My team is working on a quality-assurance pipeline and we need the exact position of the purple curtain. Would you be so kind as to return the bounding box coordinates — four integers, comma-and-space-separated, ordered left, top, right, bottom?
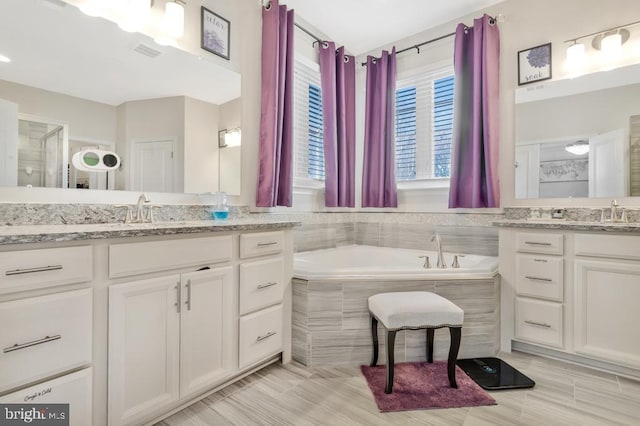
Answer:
448, 14, 500, 208
256, 0, 295, 207
319, 42, 356, 207
362, 48, 398, 208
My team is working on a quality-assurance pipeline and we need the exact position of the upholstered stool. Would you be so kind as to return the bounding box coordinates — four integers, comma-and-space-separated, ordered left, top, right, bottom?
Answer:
368, 291, 464, 394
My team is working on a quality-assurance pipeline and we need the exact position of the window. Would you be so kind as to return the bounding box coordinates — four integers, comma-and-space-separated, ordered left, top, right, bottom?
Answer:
395, 68, 455, 181
294, 58, 325, 181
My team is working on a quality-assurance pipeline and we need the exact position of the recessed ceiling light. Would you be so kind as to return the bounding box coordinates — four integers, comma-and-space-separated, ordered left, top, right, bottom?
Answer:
0, 54, 11, 63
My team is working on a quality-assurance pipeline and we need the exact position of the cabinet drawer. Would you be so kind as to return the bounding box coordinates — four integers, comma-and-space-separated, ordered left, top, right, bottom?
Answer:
240, 231, 284, 259
0, 368, 92, 426
516, 255, 563, 301
240, 258, 285, 315
109, 235, 232, 278
0, 246, 92, 294
0, 288, 92, 393
239, 304, 283, 369
516, 232, 563, 255
516, 297, 563, 348
574, 233, 640, 261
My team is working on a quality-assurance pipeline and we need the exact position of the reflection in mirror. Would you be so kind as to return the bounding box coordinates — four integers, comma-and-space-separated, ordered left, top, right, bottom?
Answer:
0, 0, 241, 195
515, 64, 640, 199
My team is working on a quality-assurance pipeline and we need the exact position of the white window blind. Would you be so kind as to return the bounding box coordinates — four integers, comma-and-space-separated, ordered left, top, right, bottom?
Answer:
395, 67, 455, 181
294, 58, 325, 181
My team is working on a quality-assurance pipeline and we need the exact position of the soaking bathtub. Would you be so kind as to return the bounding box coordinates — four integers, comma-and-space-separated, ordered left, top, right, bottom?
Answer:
292, 245, 500, 367
294, 244, 498, 281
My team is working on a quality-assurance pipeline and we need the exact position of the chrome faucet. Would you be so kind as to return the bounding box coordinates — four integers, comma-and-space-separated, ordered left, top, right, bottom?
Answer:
610, 199, 619, 222
430, 232, 446, 269
134, 193, 151, 223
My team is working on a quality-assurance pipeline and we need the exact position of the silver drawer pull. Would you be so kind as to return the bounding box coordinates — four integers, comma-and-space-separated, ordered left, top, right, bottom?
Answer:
525, 276, 553, 282
524, 320, 552, 328
256, 331, 277, 342
4, 335, 61, 353
524, 242, 552, 246
257, 242, 278, 247
257, 282, 278, 290
5, 265, 63, 276
534, 258, 548, 263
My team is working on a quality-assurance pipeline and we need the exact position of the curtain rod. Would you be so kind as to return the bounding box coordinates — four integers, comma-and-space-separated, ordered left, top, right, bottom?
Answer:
360, 14, 500, 67
294, 23, 322, 44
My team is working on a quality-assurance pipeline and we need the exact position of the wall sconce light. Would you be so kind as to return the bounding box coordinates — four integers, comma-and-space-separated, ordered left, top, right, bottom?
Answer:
117, 0, 152, 33
218, 128, 242, 148
565, 140, 590, 156
564, 20, 639, 73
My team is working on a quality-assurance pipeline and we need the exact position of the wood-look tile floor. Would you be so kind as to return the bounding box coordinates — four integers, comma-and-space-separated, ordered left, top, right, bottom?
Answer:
156, 351, 640, 426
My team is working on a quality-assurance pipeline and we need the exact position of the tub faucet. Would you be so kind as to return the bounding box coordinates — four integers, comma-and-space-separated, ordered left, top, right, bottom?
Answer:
134, 193, 151, 223
430, 232, 446, 269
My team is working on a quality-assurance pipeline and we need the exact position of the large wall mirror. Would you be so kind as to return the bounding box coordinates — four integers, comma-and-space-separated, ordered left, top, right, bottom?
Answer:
515, 63, 640, 199
0, 0, 242, 196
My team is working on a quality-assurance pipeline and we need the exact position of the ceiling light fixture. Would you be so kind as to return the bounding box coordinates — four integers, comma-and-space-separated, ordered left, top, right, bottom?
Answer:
565, 140, 590, 156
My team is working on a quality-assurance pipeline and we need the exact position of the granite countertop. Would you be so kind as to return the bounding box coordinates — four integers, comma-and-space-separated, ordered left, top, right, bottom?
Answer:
0, 219, 300, 245
493, 219, 640, 233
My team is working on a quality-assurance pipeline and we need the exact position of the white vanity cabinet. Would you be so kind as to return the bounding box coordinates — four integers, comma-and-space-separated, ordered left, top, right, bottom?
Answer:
0, 223, 294, 426
107, 236, 236, 426
238, 231, 286, 369
513, 232, 565, 349
573, 234, 640, 369
500, 226, 640, 378
0, 244, 94, 423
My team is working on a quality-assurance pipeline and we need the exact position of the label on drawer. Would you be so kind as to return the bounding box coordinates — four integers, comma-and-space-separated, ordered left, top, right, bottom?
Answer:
0, 368, 92, 426
516, 255, 563, 301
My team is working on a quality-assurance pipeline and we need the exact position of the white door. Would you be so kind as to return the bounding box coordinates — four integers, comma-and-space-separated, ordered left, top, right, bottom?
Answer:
515, 144, 540, 199
574, 259, 640, 368
108, 275, 181, 426
180, 267, 236, 398
588, 129, 625, 197
0, 99, 18, 186
131, 139, 175, 193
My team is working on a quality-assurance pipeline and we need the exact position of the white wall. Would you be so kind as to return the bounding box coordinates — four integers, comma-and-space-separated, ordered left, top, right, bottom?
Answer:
184, 97, 219, 194
0, 79, 117, 143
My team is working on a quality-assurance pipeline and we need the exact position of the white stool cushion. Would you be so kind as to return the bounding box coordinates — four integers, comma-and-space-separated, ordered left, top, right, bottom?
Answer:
368, 291, 464, 330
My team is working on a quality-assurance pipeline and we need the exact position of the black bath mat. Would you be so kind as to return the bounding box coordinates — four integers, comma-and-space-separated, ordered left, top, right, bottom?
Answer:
456, 357, 535, 390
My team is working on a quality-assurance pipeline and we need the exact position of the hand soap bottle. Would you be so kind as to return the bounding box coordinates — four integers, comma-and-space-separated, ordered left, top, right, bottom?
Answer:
212, 191, 229, 220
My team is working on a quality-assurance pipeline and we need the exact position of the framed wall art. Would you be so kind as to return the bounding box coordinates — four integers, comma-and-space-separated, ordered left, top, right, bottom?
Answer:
201, 6, 230, 60
518, 43, 552, 86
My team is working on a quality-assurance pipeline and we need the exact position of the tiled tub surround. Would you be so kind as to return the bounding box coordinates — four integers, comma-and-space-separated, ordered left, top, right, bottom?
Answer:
292, 244, 500, 367
265, 212, 504, 256
292, 276, 500, 367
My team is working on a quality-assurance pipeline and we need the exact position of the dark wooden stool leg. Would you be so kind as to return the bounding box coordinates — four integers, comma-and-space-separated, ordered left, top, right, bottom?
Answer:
370, 314, 379, 366
448, 327, 461, 388
426, 328, 434, 363
384, 330, 397, 394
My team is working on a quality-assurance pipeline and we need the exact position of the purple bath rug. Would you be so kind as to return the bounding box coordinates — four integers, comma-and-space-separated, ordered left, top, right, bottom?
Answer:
361, 361, 497, 412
